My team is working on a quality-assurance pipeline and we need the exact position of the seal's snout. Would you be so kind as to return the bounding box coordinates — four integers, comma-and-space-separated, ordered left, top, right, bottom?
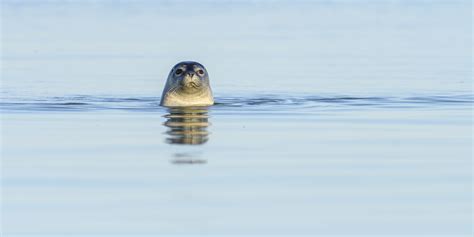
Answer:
182, 73, 200, 88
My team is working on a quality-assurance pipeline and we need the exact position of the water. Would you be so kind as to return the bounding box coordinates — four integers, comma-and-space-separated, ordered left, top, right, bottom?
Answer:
1, 0, 472, 236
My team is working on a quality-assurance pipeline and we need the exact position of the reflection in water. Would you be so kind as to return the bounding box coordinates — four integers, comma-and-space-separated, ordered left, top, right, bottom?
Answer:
171, 152, 207, 165
163, 107, 210, 145
163, 107, 210, 164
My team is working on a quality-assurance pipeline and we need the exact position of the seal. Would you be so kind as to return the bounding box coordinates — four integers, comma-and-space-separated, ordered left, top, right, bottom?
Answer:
160, 61, 214, 107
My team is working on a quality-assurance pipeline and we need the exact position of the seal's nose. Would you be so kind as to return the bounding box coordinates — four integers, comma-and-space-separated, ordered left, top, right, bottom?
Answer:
182, 71, 197, 86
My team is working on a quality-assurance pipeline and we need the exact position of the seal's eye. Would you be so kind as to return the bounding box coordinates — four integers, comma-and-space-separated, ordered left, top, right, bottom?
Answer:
175, 69, 183, 75
197, 69, 205, 76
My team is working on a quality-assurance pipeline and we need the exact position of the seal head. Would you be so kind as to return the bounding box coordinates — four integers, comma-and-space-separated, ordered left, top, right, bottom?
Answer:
160, 61, 214, 107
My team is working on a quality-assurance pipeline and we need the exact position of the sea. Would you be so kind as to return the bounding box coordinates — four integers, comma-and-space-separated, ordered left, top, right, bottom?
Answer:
1, 0, 472, 236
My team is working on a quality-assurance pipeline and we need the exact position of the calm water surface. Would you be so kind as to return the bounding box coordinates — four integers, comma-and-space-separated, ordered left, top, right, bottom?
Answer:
1, 0, 472, 236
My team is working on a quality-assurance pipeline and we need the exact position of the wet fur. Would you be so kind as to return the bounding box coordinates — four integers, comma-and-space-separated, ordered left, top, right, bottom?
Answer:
160, 61, 214, 107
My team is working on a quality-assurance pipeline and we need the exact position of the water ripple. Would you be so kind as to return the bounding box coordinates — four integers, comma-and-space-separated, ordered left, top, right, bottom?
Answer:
0, 94, 472, 112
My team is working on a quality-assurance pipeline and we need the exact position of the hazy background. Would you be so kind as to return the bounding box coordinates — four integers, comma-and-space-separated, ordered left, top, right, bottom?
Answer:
1, 0, 472, 236
2, 0, 471, 97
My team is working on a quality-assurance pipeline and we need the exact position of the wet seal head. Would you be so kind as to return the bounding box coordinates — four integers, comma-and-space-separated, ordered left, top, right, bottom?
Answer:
160, 61, 214, 107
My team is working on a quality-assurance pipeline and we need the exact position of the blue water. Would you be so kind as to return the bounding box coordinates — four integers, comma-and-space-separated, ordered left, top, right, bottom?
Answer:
1, 0, 472, 236
1, 94, 472, 112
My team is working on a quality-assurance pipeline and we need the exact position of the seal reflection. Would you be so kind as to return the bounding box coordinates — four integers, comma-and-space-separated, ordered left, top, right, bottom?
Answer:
163, 107, 210, 145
